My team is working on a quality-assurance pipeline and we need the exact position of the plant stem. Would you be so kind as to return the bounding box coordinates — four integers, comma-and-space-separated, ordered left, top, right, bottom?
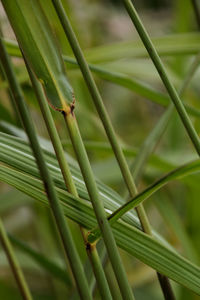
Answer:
191, 0, 200, 29
64, 111, 135, 300
122, 0, 200, 156
0, 26, 21, 126
0, 219, 32, 300
129, 52, 200, 186
26, 64, 112, 300
51, 0, 173, 298
0, 36, 92, 300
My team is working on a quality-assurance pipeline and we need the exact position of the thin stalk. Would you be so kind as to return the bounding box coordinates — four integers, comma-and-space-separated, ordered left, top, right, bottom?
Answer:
85, 243, 109, 298
191, 0, 200, 29
2, 45, 200, 119
122, 0, 200, 156
0, 26, 20, 125
121, 27, 200, 300
72, 241, 108, 298
129, 52, 200, 186
0, 219, 32, 300
51, 0, 149, 234
0, 63, 20, 124
26, 64, 112, 300
51, 0, 173, 298
64, 111, 135, 300
0, 36, 92, 300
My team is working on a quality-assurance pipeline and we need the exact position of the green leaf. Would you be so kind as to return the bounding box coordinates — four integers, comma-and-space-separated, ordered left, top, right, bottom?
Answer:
4, 38, 200, 119
5, 32, 200, 63
1, 0, 73, 111
102, 159, 200, 231
84, 33, 200, 63
1, 132, 200, 294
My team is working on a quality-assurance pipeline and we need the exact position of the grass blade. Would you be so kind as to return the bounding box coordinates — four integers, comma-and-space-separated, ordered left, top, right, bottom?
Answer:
0, 219, 33, 300
122, 0, 200, 156
2, 1, 135, 298
1, 0, 73, 112
3, 38, 200, 120
89, 159, 200, 237
0, 160, 200, 294
51, 0, 174, 297
0, 29, 92, 300
26, 62, 112, 300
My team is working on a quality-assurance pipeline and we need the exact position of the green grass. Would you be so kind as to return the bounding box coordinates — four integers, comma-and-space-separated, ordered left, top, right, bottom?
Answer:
1, 1, 200, 299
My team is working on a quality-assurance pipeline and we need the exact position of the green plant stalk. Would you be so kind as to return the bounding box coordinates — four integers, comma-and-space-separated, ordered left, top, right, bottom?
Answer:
88, 158, 200, 242
0, 62, 20, 125
0, 37, 92, 300
51, 0, 174, 297
191, 0, 200, 29
0, 27, 20, 126
129, 105, 173, 186
26, 64, 112, 300
64, 111, 135, 300
85, 243, 109, 297
129, 52, 200, 186
71, 242, 108, 299
122, 0, 200, 156
51, 0, 148, 237
4, 32, 200, 60
0, 219, 32, 300
2, 146, 200, 294
123, 2, 200, 294
3, 39, 200, 119
122, 35, 200, 300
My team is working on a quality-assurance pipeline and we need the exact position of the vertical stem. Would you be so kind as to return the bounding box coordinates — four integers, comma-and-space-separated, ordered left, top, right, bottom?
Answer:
191, 0, 200, 29
121, 0, 200, 297
26, 63, 112, 300
129, 52, 200, 186
0, 26, 21, 125
0, 36, 92, 300
157, 274, 175, 300
64, 111, 135, 300
0, 62, 20, 125
85, 242, 111, 300
0, 219, 32, 300
122, 0, 200, 156
51, 1, 174, 298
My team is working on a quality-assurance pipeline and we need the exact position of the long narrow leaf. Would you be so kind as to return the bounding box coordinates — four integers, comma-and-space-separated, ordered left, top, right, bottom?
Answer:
1, 0, 73, 111
3, 39, 200, 119
89, 159, 200, 240
0, 158, 200, 294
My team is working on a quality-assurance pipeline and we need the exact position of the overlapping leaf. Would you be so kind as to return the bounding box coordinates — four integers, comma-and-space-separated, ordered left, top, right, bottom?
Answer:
1, 0, 73, 111
3, 38, 200, 119
84, 32, 200, 62
0, 132, 200, 294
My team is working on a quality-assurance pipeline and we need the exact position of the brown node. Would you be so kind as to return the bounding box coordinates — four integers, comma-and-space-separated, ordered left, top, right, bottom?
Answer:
86, 242, 91, 251
61, 110, 66, 117
70, 93, 76, 115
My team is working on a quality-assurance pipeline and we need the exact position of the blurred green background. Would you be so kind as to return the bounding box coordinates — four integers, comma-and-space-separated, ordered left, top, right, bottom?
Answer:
1, 0, 200, 299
